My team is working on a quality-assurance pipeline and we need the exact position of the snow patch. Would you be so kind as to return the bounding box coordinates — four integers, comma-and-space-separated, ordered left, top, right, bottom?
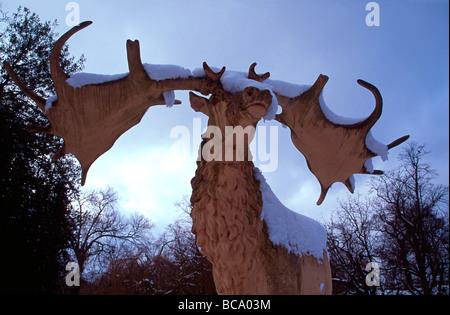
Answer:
45, 95, 58, 112
66, 72, 128, 88
143, 64, 192, 107
220, 70, 278, 120
266, 78, 310, 98
318, 94, 365, 125
348, 175, 356, 191
162, 91, 176, 108
254, 168, 328, 260
192, 67, 310, 121
366, 131, 388, 161
364, 159, 375, 174
143, 63, 192, 81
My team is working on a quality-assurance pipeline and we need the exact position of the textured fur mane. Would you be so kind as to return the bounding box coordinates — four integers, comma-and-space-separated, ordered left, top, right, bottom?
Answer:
190, 160, 267, 294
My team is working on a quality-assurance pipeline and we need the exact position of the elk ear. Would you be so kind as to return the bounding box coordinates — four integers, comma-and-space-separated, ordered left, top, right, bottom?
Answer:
189, 92, 211, 116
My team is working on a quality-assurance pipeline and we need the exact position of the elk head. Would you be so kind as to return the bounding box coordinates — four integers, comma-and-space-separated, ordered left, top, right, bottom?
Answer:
189, 63, 273, 162
190, 63, 273, 129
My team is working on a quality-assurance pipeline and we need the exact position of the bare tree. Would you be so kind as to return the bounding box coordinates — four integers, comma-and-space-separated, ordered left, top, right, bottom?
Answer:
68, 187, 153, 288
325, 194, 382, 295
151, 219, 216, 294
81, 196, 216, 295
326, 143, 448, 295
136, 197, 215, 295
371, 142, 449, 295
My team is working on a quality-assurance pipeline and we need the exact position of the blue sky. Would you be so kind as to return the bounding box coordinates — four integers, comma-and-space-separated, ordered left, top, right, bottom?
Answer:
3, 0, 449, 231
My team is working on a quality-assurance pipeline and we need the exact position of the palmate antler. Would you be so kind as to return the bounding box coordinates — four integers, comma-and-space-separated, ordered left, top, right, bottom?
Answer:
275, 75, 409, 205
3, 21, 211, 184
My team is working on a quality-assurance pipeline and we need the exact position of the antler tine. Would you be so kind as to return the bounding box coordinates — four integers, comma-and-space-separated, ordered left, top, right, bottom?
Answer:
3, 61, 46, 111
387, 135, 410, 150
356, 79, 383, 130
203, 62, 226, 81
248, 62, 270, 82
126, 39, 148, 80
50, 21, 93, 95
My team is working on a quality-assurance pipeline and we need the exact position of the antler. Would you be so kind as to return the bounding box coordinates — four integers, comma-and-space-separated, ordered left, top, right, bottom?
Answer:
248, 62, 270, 82
276, 75, 409, 205
203, 62, 226, 81
3, 21, 211, 185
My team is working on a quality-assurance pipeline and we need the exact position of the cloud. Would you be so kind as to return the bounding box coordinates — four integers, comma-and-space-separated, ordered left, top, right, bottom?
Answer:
84, 144, 197, 231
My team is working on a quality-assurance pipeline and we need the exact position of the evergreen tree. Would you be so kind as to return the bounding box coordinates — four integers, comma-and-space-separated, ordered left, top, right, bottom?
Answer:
0, 6, 84, 294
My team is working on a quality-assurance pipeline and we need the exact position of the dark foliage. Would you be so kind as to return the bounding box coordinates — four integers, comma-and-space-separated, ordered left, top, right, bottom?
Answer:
0, 6, 84, 294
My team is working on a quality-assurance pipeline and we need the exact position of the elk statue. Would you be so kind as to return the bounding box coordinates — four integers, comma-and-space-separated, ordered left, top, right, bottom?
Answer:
4, 21, 409, 294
